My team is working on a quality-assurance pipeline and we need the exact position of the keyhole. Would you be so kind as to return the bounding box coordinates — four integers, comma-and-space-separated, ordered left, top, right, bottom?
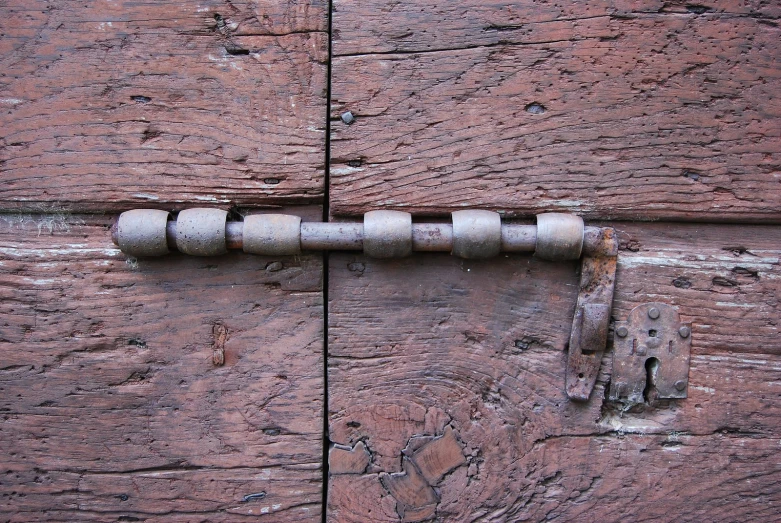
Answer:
643, 357, 660, 403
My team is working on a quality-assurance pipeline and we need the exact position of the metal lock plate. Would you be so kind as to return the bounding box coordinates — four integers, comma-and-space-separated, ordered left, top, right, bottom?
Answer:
609, 302, 692, 403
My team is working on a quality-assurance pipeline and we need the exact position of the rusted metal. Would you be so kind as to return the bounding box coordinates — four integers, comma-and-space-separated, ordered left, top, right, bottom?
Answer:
175, 208, 228, 256
565, 227, 617, 401
535, 213, 584, 261
243, 214, 301, 255
609, 302, 692, 403
582, 226, 617, 257
115, 209, 170, 257
451, 210, 502, 259
363, 210, 413, 258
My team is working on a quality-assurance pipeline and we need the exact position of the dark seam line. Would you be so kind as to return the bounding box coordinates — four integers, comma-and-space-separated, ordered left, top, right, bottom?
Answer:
321, 1, 333, 521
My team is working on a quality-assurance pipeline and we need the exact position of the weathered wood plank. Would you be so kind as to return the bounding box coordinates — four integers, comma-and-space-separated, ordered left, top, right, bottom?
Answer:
0, 0, 327, 211
330, 3, 781, 221
332, 0, 781, 55
327, 222, 781, 521
330, 435, 780, 522
0, 214, 323, 521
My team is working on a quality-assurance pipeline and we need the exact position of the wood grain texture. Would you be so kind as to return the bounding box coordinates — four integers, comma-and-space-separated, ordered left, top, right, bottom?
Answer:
327, 222, 781, 521
0, 214, 323, 521
330, 1, 781, 221
0, 0, 327, 212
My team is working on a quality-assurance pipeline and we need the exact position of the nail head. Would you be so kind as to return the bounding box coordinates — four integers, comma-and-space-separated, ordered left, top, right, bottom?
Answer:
340, 111, 355, 125
616, 326, 629, 338
679, 326, 691, 338
675, 379, 687, 391
648, 307, 660, 319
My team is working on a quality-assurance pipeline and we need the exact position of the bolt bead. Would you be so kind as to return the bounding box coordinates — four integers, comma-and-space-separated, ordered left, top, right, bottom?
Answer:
451, 210, 502, 259
116, 209, 170, 257
176, 208, 228, 256
363, 210, 413, 258
535, 213, 584, 261
243, 214, 301, 256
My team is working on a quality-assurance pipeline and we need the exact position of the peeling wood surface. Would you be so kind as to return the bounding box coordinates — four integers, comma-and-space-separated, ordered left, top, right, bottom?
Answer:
330, 1, 781, 221
0, 0, 327, 212
0, 215, 323, 521
327, 222, 781, 521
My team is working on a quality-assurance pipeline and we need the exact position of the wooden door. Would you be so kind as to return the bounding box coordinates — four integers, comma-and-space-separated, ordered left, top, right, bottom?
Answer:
327, 1, 781, 521
2, 1, 781, 522
1, 1, 327, 520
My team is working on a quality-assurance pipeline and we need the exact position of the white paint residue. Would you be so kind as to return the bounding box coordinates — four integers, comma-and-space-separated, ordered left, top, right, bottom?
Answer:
261, 507, 270, 514
715, 301, 754, 309
330, 166, 364, 176
0, 98, 23, 105
553, 200, 585, 208
272, 504, 282, 510
194, 195, 230, 203
692, 385, 715, 394
600, 413, 667, 434
0, 247, 121, 258
133, 193, 160, 201
256, 469, 272, 480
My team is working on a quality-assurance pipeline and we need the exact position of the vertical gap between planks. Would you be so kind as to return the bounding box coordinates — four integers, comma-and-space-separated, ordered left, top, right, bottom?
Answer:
321, 0, 333, 521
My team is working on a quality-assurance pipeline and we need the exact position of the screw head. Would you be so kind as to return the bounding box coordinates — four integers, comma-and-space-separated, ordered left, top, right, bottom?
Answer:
648, 307, 660, 320
616, 326, 629, 338
678, 326, 691, 338
340, 111, 355, 125
674, 379, 687, 391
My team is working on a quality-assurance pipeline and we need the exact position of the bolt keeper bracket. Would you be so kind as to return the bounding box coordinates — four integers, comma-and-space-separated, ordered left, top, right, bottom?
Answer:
114, 209, 619, 401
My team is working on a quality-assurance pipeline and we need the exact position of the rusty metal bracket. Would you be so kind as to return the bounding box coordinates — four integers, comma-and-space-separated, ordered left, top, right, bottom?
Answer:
565, 228, 618, 401
609, 302, 691, 403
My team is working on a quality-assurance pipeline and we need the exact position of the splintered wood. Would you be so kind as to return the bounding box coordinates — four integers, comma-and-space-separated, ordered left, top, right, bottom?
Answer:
0, 216, 324, 521
327, 223, 781, 521
330, 1, 781, 221
0, 0, 328, 211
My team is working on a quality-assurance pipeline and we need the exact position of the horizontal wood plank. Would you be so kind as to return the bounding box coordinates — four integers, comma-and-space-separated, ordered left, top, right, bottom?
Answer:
327, 222, 781, 521
0, 214, 323, 520
330, 3, 781, 221
0, 0, 327, 211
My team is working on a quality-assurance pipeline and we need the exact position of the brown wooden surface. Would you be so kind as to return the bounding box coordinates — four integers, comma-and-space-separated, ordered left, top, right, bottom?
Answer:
0, 215, 324, 521
327, 222, 781, 521
330, 1, 781, 221
0, 0, 327, 212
